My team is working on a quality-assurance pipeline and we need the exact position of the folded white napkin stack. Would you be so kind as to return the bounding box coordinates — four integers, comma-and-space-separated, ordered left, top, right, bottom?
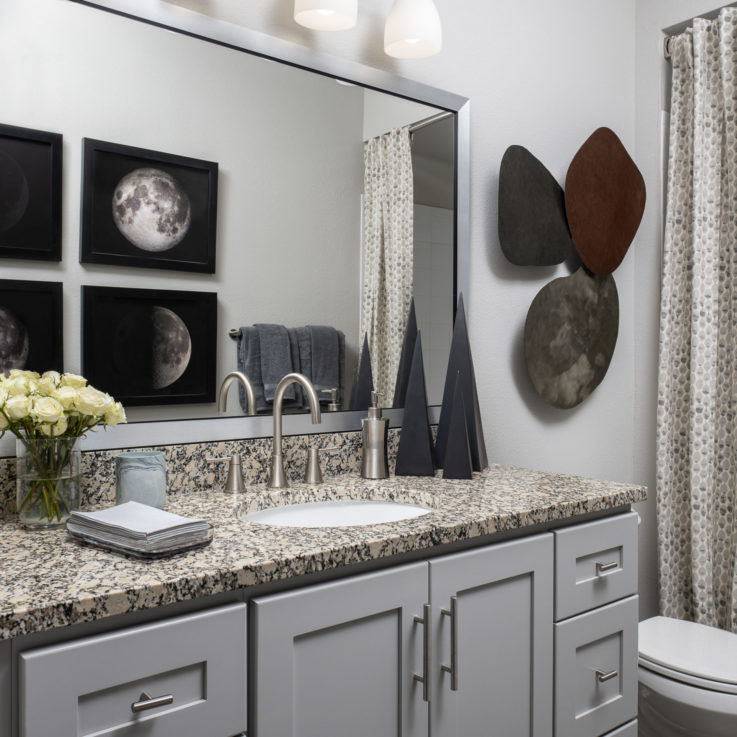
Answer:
68, 501, 210, 553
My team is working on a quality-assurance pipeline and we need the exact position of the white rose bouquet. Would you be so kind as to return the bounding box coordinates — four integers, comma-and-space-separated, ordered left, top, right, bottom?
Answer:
0, 370, 126, 525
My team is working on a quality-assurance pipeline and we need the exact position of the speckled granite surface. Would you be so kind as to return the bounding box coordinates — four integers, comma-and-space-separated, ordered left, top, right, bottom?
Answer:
0, 429, 400, 514
0, 464, 646, 640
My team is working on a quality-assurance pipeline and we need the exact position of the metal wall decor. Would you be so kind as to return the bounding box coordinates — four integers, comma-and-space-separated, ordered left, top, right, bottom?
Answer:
0, 123, 62, 261
80, 139, 218, 273
82, 286, 217, 406
499, 127, 644, 409
0, 279, 63, 375
498, 145, 572, 266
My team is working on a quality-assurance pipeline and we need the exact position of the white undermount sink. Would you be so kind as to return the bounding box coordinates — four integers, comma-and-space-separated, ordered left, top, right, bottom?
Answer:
241, 499, 432, 528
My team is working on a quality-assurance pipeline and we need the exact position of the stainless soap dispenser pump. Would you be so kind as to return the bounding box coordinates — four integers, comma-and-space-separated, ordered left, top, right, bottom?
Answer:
361, 391, 389, 479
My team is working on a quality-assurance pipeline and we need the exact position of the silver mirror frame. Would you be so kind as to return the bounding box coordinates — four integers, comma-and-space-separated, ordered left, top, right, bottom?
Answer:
33, 0, 469, 453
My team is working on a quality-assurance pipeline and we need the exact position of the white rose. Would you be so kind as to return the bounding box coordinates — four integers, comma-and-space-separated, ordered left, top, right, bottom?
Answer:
4, 395, 32, 420
0, 413, 8, 431
37, 371, 61, 395
32, 396, 65, 424
104, 401, 127, 427
0, 387, 7, 406
9, 369, 39, 380
52, 386, 78, 410
5, 376, 29, 396
38, 417, 68, 437
74, 387, 112, 417
60, 373, 87, 389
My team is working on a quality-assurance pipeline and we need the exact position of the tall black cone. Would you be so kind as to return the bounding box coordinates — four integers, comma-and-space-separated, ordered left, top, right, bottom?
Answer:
350, 334, 374, 411
395, 333, 435, 476
436, 294, 488, 471
393, 298, 418, 408
442, 373, 473, 480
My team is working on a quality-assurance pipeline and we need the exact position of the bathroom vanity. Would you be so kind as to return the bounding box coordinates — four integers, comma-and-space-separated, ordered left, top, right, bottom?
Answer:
0, 466, 645, 737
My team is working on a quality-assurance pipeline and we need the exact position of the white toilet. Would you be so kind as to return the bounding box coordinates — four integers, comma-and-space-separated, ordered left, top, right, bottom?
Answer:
638, 616, 737, 736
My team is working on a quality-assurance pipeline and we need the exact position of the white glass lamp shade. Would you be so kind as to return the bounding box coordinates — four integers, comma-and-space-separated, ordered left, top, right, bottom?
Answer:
294, 0, 357, 31
384, 0, 442, 58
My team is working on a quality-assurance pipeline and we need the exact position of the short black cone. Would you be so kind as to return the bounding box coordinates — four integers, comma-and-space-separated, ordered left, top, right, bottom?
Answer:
393, 299, 418, 408
442, 373, 473, 480
350, 334, 374, 411
347, 368, 359, 412
436, 294, 488, 471
395, 333, 435, 477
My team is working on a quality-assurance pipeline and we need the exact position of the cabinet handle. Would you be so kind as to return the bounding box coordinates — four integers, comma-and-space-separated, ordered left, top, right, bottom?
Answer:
441, 595, 459, 691
131, 691, 174, 713
412, 603, 430, 702
596, 561, 618, 574
595, 668, 618, 682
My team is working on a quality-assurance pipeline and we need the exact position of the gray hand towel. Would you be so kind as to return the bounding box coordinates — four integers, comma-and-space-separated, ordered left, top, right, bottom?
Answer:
287, 327, 304, 409
308, 325, 343, 402
255, 323, 294, 402
236, 327, 270, 413
295, 326, 312, 388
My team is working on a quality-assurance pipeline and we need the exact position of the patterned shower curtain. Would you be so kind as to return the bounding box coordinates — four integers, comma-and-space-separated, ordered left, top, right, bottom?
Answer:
360, 127, 414, 406
657, 7, 737, 632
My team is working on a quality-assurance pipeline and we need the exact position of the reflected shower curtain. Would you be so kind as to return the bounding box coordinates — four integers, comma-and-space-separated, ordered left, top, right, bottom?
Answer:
657, 7, 737, 632
361, 127, 413, 406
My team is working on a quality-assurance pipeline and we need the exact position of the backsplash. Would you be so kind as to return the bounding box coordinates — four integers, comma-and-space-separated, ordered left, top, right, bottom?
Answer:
0, 429, 400, 515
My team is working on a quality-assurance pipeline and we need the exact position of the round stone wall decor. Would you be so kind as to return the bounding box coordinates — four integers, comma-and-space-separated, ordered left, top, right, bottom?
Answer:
498, 145, 572, 266
524, 267, 619, 409
564, 127, 646, 276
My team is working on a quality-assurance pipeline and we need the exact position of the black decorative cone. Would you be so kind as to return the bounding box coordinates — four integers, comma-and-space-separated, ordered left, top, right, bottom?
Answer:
347, 368, 358, 412
393, 298, 418, 408
395, 333, 435, 477
350, 334, 374, 411
442, 373, 473, 480
436, 294, 488, 471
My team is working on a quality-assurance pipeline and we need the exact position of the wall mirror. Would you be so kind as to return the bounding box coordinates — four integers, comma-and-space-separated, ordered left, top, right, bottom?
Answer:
0, 0, 468, 450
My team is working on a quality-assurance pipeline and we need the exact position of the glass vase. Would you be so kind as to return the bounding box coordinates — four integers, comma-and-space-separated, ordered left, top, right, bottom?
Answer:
16, 437, 81, 529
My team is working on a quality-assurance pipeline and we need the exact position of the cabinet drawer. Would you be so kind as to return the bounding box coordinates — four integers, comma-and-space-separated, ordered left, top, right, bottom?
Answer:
555, 511, 637, 620
555, 595, 638, 737
19, 602, 247, 737
602, 720, 637, 737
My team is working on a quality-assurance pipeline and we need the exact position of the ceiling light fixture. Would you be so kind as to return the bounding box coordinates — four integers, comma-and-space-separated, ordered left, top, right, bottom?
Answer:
384, 0, 442, 58
294, 0, 358, 31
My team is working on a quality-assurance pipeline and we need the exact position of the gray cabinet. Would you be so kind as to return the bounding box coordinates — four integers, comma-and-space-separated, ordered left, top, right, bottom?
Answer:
252, 533, 554, 737
252, 562, 429, 737
1, 640, 10, 737
429, 533, 554, 737
18, 603, 247, 737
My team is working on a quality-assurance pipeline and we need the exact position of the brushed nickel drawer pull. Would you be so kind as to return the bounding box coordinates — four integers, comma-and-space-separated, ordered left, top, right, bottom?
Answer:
596, 561, 618, 574
595, 668, 618, 682
412, 603, 430, 702
441, 595, 459, 691
131, 691, 174, 713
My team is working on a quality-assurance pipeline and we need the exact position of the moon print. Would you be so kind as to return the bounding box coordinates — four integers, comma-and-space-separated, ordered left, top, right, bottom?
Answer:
112, 168, 191, 252
0, 306, 30, 374
0, 151, 30, 232
152, 306, 191, 389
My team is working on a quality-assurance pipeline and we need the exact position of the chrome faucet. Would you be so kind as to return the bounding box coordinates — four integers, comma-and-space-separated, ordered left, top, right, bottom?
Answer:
268, 372, 321, 489
218, 371, 257, 416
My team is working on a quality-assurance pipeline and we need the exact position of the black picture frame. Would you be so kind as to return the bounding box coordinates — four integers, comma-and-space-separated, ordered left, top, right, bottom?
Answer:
80, 138, 218, 273
82, 286, 217, 406
0, 279, 63, 375
0, 124, 62, 261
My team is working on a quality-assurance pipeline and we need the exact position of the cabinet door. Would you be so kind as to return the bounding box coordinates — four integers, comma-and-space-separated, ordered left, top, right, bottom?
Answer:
0, 640, 9, 737
252, 562, 428, 737
430, 533, 554, 737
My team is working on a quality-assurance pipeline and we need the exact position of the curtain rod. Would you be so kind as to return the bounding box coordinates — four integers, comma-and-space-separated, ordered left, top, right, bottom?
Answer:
363, 110, 453, 143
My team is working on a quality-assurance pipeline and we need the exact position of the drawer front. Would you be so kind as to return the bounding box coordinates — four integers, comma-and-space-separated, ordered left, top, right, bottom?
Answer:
19, 602, 247, 737
555, 596, 638, 737
602, 720, 637, 737
555, 511, 638, 620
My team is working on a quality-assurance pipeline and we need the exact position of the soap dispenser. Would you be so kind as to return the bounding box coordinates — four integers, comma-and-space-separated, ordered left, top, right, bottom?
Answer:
361, 391, 389, 479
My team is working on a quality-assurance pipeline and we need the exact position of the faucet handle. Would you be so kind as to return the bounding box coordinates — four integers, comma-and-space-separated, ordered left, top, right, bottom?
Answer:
303, 446, 339, 485
207, 454, 244, 492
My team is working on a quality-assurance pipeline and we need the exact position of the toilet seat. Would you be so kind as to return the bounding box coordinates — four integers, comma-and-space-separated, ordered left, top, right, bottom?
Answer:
639, 616, 737, 695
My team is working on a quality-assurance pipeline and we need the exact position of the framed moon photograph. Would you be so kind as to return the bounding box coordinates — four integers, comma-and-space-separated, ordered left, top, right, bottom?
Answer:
81, 286, 217, 406
0, 280, 63, 375
0, 123, 62, 261
80, 139, 218, 273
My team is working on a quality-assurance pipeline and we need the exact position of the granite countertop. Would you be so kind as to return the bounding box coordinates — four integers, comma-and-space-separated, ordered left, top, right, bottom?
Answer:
0, 465, 646, 640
